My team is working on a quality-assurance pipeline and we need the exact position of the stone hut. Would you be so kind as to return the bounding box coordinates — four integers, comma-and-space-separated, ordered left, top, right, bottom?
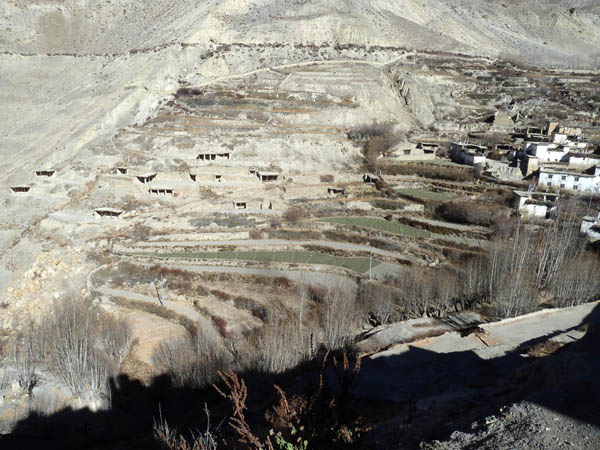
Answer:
94, 207, 123, 218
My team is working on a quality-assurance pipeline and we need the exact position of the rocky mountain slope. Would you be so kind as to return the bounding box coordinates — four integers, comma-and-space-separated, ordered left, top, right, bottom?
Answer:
0, 2, 599, 444
2, 0, 600, 63
1, 0, 599, 185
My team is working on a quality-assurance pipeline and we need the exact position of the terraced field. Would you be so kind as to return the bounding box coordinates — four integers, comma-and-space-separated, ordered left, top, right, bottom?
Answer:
395, 188, 457, 202
318, 216, 488, 248
130, 250, 379, 273
318, 216, 431, 238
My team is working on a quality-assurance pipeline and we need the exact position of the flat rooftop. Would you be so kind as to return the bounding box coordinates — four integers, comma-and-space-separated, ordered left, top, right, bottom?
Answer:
514, 190, 560, 198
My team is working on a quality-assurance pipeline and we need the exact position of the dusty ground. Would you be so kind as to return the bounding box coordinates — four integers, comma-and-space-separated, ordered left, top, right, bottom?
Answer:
425, 401, 600, 450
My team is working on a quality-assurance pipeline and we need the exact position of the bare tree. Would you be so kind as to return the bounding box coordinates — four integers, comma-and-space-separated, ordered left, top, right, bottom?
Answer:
321, 283, 359, 350
153, 318, 231, 388
359, 281, 396, 326
243, 318, 311, 374
43, 295, 132, 400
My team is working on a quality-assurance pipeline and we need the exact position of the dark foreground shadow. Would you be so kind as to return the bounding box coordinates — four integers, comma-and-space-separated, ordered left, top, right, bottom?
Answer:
3, 304, 600, 449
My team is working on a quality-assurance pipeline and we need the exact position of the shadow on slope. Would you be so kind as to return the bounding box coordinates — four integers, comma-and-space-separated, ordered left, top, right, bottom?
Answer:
3, 304, 599, 449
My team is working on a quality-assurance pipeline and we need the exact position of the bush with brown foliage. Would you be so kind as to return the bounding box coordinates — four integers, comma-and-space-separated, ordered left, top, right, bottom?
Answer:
212, 316, 229, 338
283, 206, 308, 223
380, 162, 475, 181
248, 228, 263, 239
210, 289, 231, 301
264, 352, 367, 450
240, 313, 312, 374
435, 200, 510, 227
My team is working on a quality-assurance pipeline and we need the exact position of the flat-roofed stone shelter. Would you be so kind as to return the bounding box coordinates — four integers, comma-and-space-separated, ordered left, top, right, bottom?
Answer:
197, 151, 230, 161
149, 186, 175, 195
10, 185, 31, 193
94, 207, 123, 218
256, 171, 279, 182
35, 170, 55, 177
136, 173, 157, 184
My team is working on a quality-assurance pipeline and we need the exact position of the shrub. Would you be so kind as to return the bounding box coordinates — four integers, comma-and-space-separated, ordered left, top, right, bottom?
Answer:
435, 200, 510, 227
380, 162, 475, 181
130, 223, 152, 241
212, 316, 229, 338
211, 353, 367, 450
154, 403, 219, 450
210, 289, 231, 301
248, 228, 263, 239
152, 318, 231, 388
283, 206, 307, 223
273, 277, 294, 289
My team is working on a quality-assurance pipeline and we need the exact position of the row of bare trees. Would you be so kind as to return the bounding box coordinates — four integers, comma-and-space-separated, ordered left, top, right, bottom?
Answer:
152, 282, 362, 387
11, 296, 132, 405
366, 200, 600, 321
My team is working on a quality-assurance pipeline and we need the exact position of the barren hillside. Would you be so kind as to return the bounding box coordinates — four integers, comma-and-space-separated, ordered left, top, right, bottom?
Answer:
0, 2, 599, 446
1, 0, 599, 183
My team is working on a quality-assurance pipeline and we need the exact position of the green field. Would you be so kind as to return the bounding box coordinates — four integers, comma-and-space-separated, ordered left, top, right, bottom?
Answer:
317, 216, 488, 248
317, 216, 431, 238
396, 188, 457, 202
130, 250, 379, 273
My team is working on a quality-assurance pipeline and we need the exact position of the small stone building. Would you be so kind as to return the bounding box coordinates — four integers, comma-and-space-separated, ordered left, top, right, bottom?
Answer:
136, 173, 157, 184
256, 171, 279, 182
538, 165, 600, 193
149, 186, 175, 196
513, 190, 559, 218
94, 207, 123, 218
197, 151, 231, 161
10, 185, 31, 193
450, 143, 487, 165
327, 187, 345, 195
35, 170, 55, 177
390, 144, 435, 161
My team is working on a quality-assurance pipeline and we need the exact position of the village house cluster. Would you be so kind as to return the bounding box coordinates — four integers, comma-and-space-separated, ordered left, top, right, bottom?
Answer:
448, 120, 599, 196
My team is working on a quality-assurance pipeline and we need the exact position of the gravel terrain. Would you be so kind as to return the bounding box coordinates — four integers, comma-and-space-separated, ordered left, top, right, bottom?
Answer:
426, 401, 600, 450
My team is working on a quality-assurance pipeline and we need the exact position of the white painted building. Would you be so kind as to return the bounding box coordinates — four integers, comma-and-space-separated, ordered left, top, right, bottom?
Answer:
388, 144, 436, 161
513, 190, 559, 218
450, 142, 487, 165
580, 215, 600, 242
522, 141, 570, 163
567, 153, 600, 169
538, 165, 600, 193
